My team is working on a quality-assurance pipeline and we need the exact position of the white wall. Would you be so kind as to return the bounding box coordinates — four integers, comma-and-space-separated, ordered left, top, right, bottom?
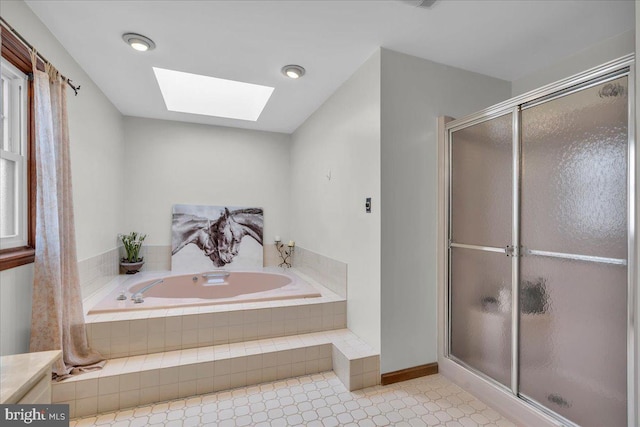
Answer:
290, 51, 381, 351
123, 117, 291, 248
380, 48, 511, 374
69, 85, 125, 261
512, 30, 634, 97
1, 0, 125, 355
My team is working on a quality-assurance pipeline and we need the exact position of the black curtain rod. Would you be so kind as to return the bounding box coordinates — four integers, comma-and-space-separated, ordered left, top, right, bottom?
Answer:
1, 17, 81, 96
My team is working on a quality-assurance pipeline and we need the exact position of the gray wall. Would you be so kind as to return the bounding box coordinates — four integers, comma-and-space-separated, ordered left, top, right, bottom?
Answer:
1, 0, 125, 355
512, 30, 634, 97
380, 48, 511, 374
290, 51, 381, 351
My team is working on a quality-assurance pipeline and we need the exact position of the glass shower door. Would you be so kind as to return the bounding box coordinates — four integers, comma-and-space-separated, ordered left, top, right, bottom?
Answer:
449, 112, 513, 387
519, 76, 628, 427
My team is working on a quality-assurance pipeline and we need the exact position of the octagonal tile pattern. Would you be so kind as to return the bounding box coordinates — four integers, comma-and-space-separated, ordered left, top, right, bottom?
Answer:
70, 372, 516, 427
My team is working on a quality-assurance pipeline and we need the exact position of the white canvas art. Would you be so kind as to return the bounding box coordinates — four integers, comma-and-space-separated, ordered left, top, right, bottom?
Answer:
171, 204, 264, 272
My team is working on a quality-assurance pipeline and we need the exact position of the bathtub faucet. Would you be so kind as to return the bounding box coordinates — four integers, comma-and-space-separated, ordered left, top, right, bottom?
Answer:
131, 279, 164, 304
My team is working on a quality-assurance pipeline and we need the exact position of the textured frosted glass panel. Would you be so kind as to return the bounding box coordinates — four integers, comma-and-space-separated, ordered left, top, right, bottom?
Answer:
451, 113, 512, 247
450, 247, 511, 386
519, 256, 627, 427
521, 77, 628, 259
0, 157, 16, 237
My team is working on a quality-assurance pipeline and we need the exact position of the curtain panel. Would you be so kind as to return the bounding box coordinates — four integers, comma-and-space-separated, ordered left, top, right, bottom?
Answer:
29, 53, 104, 379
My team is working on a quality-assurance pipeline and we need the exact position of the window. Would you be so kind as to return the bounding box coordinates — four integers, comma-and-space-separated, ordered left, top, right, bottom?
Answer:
1, 61, 27, 250
0, 25, 35, 271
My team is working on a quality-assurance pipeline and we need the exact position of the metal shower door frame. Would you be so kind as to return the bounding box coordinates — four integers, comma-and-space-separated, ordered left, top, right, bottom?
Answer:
443, 54, 636, 427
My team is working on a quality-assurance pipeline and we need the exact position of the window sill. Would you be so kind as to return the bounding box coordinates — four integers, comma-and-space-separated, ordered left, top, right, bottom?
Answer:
0, 247, 35, 271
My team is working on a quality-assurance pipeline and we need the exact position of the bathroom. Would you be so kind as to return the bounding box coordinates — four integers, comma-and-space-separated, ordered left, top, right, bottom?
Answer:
0, 1, 638, 426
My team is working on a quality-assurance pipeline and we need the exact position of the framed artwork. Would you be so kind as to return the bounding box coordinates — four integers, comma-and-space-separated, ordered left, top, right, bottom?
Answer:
171, 204, 263, 272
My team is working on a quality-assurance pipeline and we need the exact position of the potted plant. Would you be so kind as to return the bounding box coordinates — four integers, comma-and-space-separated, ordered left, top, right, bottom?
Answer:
119, 232, 146, 274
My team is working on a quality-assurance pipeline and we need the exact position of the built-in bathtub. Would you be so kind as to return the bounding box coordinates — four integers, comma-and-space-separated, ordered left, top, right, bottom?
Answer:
88, 269, 321, 314
62, 266, 375, 419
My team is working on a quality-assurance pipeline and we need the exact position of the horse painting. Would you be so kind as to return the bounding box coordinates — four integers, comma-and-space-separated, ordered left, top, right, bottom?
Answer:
171, 205, 264, 270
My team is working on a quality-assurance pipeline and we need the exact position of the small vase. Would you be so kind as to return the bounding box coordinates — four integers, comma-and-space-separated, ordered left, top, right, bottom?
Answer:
120, 259, 144, 274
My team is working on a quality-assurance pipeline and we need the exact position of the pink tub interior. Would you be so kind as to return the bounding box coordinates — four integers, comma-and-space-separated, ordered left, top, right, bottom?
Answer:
88, 271, 321, 314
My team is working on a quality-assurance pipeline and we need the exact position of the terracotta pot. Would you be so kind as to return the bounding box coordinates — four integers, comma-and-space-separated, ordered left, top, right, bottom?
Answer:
120, 259, 144, 274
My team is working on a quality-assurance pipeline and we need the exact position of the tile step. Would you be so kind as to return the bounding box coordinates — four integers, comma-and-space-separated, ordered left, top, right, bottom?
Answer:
86, 299, 347, 360
53, 329, 380, 418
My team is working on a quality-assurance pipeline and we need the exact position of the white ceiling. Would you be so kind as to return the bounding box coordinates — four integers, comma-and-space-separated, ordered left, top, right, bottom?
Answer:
26, 0, 634, 134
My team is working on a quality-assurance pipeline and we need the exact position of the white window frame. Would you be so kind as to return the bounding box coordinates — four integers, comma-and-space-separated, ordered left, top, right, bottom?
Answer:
0, 59, 28, 250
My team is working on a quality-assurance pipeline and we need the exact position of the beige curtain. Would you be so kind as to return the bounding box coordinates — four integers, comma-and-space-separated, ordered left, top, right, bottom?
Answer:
29, 52, 104, 380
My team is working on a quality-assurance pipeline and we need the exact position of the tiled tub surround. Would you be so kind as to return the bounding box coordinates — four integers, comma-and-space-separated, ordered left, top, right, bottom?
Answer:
77, 244, 336, 300
293, 247, 347, 298
78, 246, 173, 299
53, 329, 379, 418
78, 248, 120, 299
84, 270, 346, 359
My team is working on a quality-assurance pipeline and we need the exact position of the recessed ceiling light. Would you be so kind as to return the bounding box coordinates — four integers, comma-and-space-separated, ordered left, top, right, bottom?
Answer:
153, 67, 274, 121
122, 33, 156, 52
281, 65, 305, 79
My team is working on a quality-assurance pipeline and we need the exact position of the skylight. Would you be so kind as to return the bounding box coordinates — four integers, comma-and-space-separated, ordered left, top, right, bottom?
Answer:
152, 67, 274, 121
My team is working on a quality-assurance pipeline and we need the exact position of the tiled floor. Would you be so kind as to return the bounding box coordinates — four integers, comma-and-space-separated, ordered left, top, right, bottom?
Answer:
70, 372, 517, 427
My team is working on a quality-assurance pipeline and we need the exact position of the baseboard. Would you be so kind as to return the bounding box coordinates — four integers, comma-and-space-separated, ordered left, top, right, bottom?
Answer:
381, 362, 439, 386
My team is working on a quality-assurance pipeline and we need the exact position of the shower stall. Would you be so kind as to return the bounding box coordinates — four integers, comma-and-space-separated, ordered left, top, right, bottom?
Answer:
442, 56, 635, 427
